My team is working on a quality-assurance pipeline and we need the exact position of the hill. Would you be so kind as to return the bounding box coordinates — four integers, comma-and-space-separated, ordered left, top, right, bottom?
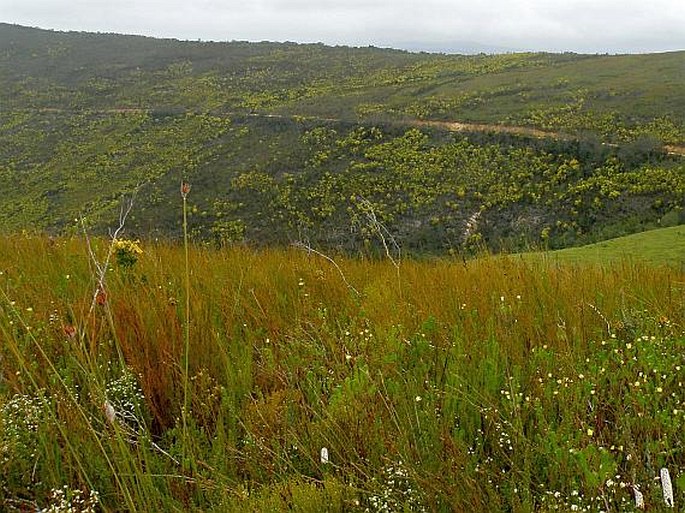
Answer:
1, 24, 684, 253
3, 23, 684, 138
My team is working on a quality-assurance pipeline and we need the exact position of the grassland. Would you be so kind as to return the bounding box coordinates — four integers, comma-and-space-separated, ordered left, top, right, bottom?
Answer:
0, 233, 683, 511
519, 225, 685, 267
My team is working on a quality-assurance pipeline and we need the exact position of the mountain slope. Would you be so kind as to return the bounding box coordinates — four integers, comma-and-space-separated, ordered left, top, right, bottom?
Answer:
1, 24, 684, 253
2, 23, 684, 141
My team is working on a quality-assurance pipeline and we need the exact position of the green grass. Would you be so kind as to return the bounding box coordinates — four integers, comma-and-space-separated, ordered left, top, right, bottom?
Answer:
522, 225, 685, 267
0, 234, 684, 511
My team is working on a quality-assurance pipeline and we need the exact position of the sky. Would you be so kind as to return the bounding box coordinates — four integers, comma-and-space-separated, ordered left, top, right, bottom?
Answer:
2, 0, 684, 54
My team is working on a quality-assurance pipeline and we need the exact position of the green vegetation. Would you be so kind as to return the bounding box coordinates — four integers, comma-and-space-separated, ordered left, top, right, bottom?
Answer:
1, 112, 683, 254
2, 24, 684, 142
519, 225, 685, 267
0, 234, 684, 511
3, 22, 685, 513
1, 24, 684, 255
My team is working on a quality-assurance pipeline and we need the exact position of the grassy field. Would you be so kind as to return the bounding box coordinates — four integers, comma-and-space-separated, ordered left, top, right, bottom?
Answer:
520, 225, 685, 267
0, 234, 683, 511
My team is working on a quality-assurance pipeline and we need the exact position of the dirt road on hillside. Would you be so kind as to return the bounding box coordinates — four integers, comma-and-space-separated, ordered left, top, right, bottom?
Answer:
413, 119, 685, 157
29, 107, 685, 157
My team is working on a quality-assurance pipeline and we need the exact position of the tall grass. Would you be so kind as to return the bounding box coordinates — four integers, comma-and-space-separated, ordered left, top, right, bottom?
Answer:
0, 234, 683, 511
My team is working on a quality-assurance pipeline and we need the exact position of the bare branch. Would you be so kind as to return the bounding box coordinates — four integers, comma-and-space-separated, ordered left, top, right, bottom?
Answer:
291, 241, 360, 298
356, 196, 401, 269
83, 195, 136, 313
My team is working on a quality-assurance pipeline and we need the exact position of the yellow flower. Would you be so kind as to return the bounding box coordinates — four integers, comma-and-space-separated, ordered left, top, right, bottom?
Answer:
113, 238, 143, 255
113, 239, 143, 269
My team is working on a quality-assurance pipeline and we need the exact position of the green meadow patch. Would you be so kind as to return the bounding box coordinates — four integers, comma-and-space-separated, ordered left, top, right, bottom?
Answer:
521, 225, 685, 267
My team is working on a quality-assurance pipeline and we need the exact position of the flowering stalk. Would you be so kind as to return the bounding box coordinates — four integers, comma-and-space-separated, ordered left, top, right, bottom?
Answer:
181, 180, 191, 468
661, 468, 674, 508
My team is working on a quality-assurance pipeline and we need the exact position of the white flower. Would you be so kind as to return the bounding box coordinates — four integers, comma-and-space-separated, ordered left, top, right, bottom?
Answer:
320, 447, 329, 464
633, 485, 644, 509
103, 401, 116, 425
661, 468, 674, 507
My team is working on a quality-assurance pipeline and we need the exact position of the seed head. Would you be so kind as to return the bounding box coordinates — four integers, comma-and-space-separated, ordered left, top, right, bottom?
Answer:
103, 401, 117, 425
181, 181, 191, 198
96, 287, 107, 306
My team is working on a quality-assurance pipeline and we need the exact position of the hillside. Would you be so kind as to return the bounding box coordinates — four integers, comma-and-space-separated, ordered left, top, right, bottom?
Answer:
518, 224, 685, 267
1, 24, 684, 253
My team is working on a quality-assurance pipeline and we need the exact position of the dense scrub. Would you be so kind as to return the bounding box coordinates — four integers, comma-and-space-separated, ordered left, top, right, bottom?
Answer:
0, 235, 683, 511
1, 24, 685, 255
1, 111, 683, 254
2, 24, 684, 141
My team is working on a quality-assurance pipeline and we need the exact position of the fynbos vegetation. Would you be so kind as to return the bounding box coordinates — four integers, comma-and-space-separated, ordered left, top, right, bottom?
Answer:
1, 24, 684, 254
0, 235, 683, 511
1, 23, 684, 512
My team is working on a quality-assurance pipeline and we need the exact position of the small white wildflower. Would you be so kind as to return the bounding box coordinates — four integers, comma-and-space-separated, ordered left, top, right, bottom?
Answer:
415, 395, 422, 402
320, 447, 329, 464
661, 468, 674, 507
103, 401, 117, 425
633, 485, 644, 509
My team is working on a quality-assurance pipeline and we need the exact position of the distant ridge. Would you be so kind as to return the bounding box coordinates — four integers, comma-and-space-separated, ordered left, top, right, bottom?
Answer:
391, 40, 522, 55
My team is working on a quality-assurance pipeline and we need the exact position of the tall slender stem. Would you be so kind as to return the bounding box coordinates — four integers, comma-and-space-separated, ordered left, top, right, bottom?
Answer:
181, 182, 191, 468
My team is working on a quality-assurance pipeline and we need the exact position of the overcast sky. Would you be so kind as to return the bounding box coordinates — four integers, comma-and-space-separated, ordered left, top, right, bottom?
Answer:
2, 0, 684, 54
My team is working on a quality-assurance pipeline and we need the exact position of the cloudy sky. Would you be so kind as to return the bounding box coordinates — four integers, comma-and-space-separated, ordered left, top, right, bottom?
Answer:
2, 0, 684, 54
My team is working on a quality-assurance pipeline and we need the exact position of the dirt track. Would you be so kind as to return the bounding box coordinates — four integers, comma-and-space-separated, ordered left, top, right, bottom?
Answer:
30, 107, 685, 157
414, 119, 685, 157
